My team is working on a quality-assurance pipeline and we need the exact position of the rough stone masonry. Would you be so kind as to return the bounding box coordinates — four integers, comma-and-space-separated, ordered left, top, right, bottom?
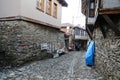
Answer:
93, 21, 120, 80
0, 20, 65, 67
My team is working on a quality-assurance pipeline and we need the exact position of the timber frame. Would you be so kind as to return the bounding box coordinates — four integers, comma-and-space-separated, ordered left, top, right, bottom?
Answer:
102, 15, 120, 35
0, 16, 60, 30
99, 8, 120, 15
86, 26, 93, 40
99, 8, 120, 36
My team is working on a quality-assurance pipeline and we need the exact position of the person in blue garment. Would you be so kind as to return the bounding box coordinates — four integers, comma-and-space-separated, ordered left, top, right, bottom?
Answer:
85, 41, 95, 67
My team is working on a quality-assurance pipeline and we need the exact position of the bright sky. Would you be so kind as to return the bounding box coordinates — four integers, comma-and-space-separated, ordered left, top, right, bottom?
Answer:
61, 0, 86, 28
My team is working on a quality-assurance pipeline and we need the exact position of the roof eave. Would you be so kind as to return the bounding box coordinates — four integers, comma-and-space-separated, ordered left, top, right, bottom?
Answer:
57, 0, 68, 7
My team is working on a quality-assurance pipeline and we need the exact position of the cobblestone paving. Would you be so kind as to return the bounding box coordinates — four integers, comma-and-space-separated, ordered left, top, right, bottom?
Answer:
0, 51, 103, 80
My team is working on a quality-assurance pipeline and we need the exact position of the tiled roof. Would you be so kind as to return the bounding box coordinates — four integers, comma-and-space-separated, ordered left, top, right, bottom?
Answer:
61, 23, 74, 27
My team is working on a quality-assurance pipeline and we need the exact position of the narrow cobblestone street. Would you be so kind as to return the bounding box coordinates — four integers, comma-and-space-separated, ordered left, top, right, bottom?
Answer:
0, 51, 103, 80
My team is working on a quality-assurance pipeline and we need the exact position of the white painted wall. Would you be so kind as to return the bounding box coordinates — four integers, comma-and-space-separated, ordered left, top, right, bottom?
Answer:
0, 0, 21, 17
103, 0, 120, 8
21, 0, 62, 27
0, 0, 62, 27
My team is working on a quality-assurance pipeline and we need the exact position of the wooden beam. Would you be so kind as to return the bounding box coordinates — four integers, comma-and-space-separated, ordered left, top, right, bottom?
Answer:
99, 11, 120, 15
86, 26, 93, 40
99, 8, 120, 11
0, 16, 60, 29
99, 8, 120, 15
102, 15, 120, 35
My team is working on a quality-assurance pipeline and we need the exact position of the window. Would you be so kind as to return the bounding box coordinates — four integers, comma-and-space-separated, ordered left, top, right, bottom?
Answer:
75, 28, 80, 35
89, 9, 95, 17
46, 0, 52, 15
53, 3, 57, 18
89, 1, 95, 17
81, 30, 84, 36
90, 2, 95, 9
37, 0, 44, 11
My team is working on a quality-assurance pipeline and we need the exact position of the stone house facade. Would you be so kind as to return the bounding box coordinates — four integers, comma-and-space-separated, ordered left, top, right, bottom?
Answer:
73, 26, 89, 50
81, 0, 120, 79
0, 0, 68, 66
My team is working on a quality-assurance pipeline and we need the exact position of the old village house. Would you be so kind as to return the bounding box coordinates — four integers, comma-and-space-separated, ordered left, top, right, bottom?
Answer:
0, 0, 68, 66
82, 0, 120, 79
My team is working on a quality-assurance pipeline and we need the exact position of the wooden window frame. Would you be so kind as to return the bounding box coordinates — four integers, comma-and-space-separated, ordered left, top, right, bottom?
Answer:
89, 9, 95, 17
46, 0, 52, 15
53, 2, 58, 18
36, 0, 44, 12
89, 0, 95, 17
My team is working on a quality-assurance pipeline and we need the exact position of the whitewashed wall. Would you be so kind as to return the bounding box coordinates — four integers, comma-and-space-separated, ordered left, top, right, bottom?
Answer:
0, 0, 62, 27
103, 0, 120, 8
0, 0, 21, 17
21, 0, 62, 27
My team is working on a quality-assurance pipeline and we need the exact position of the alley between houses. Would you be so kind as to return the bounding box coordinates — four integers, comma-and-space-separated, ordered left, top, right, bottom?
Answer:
0, 51, 103, 80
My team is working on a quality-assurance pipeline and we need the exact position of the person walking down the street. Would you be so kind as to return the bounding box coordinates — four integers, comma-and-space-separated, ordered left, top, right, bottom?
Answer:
75, 43, 78, 51
75, 43, 81, 51
77, 43, 81, 51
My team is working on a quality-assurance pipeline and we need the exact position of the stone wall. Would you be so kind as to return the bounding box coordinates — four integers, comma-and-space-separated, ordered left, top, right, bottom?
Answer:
0, 20, 65, 66
93, 26, 120, 80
